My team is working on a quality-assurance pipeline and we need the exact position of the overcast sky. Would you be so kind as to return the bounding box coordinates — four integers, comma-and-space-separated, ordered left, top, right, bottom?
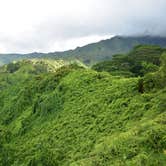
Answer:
0, 0, 165, 53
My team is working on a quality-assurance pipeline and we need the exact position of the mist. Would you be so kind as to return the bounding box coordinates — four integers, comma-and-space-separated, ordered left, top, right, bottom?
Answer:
0, 0, 165, 53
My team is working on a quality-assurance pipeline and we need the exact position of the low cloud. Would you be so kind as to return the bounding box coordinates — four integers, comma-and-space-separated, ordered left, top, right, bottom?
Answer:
0, 0, 166, 53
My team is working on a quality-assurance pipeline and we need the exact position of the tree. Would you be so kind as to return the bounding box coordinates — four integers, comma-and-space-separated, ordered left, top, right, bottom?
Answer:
160, 52, 166, 75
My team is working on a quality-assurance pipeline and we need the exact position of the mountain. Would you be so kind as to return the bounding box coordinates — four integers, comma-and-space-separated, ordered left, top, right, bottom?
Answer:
53, 35, 166, 64
1, 36, 166, 66
0, 50, 166, 165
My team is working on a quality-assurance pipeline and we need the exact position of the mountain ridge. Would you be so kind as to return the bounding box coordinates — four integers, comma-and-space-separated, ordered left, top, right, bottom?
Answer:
1, 35, 166, 66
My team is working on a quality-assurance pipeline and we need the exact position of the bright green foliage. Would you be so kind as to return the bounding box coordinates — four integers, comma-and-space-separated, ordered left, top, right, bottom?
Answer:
142, 52, 166, 91
160, 53, 166, 74
0, 57, 166, 166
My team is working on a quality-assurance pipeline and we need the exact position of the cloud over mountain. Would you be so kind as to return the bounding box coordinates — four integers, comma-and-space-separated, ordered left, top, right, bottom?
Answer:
0, 0, 166, 53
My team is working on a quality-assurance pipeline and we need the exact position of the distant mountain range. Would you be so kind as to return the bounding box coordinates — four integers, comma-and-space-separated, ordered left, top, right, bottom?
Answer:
1, 35, 166, 66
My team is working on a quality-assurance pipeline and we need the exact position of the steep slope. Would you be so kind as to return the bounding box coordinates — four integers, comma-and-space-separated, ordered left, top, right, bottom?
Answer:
1, 36, 166, 66
54, 36, 166, 64
0, 56, 166, 165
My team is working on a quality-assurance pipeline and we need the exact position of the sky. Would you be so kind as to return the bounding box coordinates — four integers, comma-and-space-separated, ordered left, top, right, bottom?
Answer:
0, 0, 166, 53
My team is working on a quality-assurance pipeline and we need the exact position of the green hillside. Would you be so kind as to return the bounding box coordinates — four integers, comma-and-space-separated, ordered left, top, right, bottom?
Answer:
54, 36, 166, 65
92, 45, 166, 77
0, 53, 46, 67
0, 49, 166, 165
1, 36, 166, 66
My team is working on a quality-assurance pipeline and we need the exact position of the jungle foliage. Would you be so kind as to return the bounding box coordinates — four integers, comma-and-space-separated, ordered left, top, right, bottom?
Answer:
92, 45, 166, 77
0, 47, 166, 165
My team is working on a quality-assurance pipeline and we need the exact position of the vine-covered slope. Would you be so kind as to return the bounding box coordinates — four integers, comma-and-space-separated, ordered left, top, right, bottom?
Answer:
0, 53, 166, 165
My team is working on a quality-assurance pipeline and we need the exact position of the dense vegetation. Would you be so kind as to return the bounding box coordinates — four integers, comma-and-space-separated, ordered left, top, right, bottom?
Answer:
0, 45, 166, 165
1, 36, 166, 66
92, 45, 166, 77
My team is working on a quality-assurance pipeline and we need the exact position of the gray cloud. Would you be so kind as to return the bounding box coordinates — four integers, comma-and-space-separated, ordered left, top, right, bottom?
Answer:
0, 0, 166, 53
